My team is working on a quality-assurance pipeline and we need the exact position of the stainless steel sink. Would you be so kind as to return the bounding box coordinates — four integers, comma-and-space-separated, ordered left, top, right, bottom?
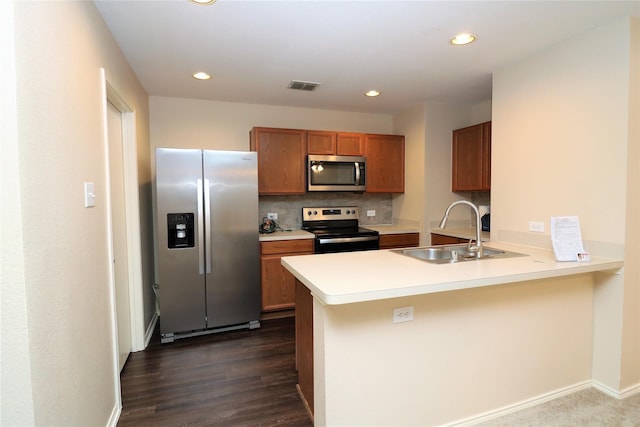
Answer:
392, 244, 527, 264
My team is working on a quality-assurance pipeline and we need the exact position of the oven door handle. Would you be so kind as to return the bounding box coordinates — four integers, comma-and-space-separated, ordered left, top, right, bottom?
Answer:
318, 236, 379, 244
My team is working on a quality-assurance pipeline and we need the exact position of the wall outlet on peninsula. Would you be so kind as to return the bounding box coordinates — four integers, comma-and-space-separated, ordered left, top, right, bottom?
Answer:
393, 306, 414, 323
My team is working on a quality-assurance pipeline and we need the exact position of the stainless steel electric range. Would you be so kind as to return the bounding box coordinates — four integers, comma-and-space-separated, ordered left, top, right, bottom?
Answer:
301, 206, 379, 254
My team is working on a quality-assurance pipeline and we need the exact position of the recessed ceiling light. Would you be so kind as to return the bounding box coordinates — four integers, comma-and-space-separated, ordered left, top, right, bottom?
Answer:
365, 90, 381, 97
450, 33, 477, 45
193, 72, 211, 80
190, 0, 216, 5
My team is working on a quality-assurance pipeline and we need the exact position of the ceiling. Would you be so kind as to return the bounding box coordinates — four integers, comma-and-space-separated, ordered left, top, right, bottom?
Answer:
94, 0, 640, 115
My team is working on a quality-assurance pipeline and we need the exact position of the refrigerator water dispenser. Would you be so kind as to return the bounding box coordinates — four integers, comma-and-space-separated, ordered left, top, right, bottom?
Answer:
167, 213, 194, 248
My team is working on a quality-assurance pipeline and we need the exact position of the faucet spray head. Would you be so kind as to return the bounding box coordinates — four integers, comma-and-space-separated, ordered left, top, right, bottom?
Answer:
439, 215, 449, 228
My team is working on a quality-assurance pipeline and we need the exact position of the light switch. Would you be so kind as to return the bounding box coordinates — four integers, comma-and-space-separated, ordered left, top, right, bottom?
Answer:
84, 182, 96, 208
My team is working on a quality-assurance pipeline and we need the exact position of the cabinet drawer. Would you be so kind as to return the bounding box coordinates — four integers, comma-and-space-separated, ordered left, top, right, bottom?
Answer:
430, 233, 467, 245
379, 233, 419, 249
260, 239, 314, 255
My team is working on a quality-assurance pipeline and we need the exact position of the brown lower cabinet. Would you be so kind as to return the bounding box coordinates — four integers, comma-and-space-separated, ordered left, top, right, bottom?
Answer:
260, 239, 313, 312
295, 279, 314, 418
379, 232, 419, 249
430, 233, 468, 245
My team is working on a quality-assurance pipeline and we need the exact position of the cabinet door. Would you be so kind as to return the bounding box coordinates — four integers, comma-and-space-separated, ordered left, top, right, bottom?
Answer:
452, 121, 491, 192
336, 133, 364, 156
364, 134, 405, 193
308, 130, 336, 155
308, 131, 364, 156
250, 127, 307, 195
260, 239, 314, 312
261, 255, 297, 311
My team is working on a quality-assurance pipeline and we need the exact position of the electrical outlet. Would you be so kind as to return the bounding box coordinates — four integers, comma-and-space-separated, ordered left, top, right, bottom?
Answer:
267, 213, 278, 220
367, 210, 376, 217
393, 306, 414, 323
528, 221, 545, 233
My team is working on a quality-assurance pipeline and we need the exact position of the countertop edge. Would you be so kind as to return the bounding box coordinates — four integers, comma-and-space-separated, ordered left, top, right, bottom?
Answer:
259, 230, 314, 241
365, 225, 420, 235
316, 259, 624, 305
281, 242, 624, 306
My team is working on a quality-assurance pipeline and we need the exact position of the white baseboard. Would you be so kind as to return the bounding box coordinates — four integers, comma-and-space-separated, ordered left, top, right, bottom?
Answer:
143, 312, 159, 349
106, 402, 121, 427
448, 379, 640, 426
594, 380, 640, 399
620, 383, 640, 399
447, 381, 593, 426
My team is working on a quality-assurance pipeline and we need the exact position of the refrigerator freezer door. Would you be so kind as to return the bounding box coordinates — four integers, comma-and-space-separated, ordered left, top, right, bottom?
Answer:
156, 148, 207, 335
204, 150, 260, 328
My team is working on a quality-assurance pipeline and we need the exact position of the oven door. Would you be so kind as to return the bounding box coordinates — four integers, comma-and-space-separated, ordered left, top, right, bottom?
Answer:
308, 155, 366, 192
315, 235, 379, 254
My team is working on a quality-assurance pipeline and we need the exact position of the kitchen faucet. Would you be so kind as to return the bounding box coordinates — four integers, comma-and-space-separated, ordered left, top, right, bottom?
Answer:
438, 200, 483, 257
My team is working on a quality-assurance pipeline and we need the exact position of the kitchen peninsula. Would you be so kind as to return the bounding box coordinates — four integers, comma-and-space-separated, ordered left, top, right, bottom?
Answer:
282, 242, 623, 426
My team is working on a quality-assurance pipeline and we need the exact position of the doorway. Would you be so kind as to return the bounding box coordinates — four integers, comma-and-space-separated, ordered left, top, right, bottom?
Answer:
107, 100, 131, 371
102, 73, 145, 364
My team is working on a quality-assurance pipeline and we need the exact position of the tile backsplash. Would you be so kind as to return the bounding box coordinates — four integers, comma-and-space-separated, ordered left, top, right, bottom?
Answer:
259, 193, 392, 230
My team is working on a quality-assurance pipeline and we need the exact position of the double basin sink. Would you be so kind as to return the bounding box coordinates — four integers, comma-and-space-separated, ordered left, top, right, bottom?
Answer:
392, 244, 527, 264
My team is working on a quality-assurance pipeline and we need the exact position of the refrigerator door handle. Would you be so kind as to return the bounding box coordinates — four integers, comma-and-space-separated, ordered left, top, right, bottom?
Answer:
203, 178, 212, 274
197, 178, 205, 274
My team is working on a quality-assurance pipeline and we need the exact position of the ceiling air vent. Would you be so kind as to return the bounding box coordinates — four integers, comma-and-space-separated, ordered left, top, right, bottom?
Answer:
288, 80, 320, 91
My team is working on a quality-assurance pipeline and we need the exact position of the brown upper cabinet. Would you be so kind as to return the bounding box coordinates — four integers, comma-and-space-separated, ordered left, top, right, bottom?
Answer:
250, 127, 307, 195
452, 121, 491, 192
251, 126, 404, 195
307, 131, 364, 156
365, 134, 405, 193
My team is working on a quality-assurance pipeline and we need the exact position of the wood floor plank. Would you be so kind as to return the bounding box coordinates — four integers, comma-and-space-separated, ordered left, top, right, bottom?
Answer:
118, 317, 313, 427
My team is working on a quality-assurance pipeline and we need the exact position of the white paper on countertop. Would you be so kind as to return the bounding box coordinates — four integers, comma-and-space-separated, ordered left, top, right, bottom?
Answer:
551, 216, 586, 262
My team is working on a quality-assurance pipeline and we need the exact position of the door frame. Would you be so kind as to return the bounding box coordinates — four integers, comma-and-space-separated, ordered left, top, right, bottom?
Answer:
105, 80, 145, 353
100, 69, 145, 362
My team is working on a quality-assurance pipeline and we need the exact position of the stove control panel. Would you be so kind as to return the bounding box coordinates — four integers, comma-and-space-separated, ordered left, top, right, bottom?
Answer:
303, 206, 360, 221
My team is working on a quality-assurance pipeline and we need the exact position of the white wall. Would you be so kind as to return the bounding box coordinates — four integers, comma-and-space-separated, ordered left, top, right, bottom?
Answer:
150, 96, 393, 153
492, 17, 639, 394
392, 106, 427, 242
492, 21, 629, 246
4, 1, 152, 424
1, 1, 34, 424
620, 17, 640, 393
316, 276, 595, 426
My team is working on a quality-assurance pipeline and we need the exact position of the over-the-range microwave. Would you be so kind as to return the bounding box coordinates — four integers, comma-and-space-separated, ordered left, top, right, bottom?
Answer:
307, 154, 366, 192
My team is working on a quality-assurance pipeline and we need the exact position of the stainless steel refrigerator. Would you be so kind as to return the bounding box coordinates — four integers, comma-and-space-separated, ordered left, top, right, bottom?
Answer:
154, 148, 260, 343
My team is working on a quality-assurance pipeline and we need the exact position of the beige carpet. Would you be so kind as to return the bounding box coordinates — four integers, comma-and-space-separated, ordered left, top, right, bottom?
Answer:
475, 388, 640, 426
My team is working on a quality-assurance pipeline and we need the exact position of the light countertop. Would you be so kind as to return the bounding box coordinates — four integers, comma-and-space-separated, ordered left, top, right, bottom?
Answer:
281, 241, 623, 305
365, 224, 420, 234
259, 229, 314, 242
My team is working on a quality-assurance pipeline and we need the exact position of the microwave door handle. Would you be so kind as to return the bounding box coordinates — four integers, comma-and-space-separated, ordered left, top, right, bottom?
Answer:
354, 162, 360, 184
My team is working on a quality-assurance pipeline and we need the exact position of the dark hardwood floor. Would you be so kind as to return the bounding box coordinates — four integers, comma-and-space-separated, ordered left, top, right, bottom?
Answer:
118, 316, 313, 427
